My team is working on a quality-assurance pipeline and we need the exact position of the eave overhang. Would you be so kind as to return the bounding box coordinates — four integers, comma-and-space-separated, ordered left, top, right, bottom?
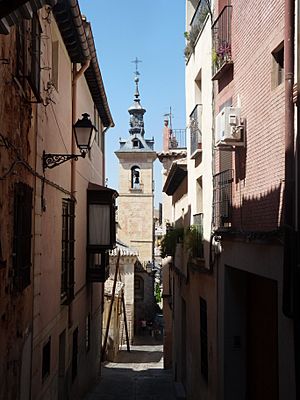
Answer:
0, 0, 57, 33
163, 161, 187, 195
87, 182, 118, 200
53, 0, 114, 128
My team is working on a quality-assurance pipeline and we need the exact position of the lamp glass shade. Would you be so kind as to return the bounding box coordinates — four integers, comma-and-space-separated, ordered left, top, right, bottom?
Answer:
74, 126, 93, 150
89, 204, 110, 246
74, 113, 97, 151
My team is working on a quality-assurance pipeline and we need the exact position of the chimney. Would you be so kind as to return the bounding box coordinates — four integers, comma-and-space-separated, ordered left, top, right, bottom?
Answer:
163, 118, 170, 151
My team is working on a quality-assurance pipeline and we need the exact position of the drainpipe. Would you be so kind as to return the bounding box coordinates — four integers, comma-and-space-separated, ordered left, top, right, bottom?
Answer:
295, 0, 300, 397
283, 0, 295, 317
102, 126, 109, 186
282, 0, 298, 397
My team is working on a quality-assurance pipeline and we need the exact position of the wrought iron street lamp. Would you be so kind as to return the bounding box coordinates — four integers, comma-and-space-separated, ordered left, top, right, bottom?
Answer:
42, 113, 97, 170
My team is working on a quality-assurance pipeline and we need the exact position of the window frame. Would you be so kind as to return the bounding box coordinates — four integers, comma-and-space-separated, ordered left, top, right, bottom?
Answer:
271, 42, 284, 89
61, 199, 75, 305
42, 337, 51, 382
15, 13, 42, 101
13, 182, 33, 291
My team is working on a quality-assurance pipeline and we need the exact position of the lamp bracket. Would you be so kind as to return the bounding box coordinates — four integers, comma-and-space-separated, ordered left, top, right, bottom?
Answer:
43, 150, 86, 171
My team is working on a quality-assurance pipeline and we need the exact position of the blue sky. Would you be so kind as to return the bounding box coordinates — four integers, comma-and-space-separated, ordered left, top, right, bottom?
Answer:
80, 1, 186, 207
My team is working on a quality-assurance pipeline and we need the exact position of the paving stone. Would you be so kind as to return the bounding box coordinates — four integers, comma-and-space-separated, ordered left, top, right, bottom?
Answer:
84, 336, 176, 400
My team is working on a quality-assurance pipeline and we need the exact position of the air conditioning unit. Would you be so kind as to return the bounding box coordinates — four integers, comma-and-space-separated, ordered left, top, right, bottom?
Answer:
215, 107, 244, 147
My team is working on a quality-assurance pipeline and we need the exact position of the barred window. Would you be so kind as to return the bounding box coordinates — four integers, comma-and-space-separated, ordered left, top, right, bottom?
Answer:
61, 199, 75, 304
13, 182, 33, 291
16, 13, 41, 100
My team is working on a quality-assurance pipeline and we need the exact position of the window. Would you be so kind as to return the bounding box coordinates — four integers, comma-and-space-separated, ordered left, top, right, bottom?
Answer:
16, 20, 27, 82
134, 276, 144, 300
51, 40, 59, 90
195, 70, 202, 104
61, 199, 75, 304
13, 182, 33, 291
42, 337, 51, 381
272, 43, 284, 88
72, 328, 78, 382
28, 13, 42, 98
200, 297, 208, 382
133, 139, 139, 148
131, 166, 140, 189
16, 13, 42, 100
85, 314, 91, 352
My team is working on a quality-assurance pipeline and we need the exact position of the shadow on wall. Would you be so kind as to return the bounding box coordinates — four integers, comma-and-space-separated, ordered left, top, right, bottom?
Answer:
232, 183, 283, 231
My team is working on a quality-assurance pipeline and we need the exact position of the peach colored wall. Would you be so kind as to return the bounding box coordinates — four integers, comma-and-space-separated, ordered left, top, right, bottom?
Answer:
31, 8, 105, 400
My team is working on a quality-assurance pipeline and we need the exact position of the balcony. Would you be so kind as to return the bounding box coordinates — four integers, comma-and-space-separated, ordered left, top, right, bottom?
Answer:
212, 169, 233, 229
168, 129, 186, 150
87, 251, 110, 282
212, 6, 233, 80
185, 0, 210, 60
190, 104, 202, 158
190, 213, 204, 258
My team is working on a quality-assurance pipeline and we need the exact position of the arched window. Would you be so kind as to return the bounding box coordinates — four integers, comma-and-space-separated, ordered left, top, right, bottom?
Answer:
131, 166, 140, 189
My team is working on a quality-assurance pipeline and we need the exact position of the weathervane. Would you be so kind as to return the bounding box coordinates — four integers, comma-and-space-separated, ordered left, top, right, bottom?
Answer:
131, 57, 142, 77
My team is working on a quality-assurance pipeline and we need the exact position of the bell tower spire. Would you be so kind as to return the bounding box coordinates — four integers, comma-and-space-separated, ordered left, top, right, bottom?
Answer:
115, 59, 157, 267
128, 57, 146, 137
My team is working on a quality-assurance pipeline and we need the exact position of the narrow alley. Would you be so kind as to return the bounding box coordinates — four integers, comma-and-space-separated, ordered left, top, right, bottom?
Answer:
84, 336, 176, 400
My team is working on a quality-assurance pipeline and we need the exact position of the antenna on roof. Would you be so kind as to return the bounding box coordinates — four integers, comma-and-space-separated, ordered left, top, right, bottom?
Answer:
163, 107, 174, 129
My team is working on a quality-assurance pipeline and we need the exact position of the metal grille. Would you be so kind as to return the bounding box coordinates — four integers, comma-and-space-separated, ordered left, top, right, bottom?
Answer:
190, 104, 202, 155
192, 213, 204, 258
190, 0, 210, 43
168, 129, 186, 149
61, 199, 75, 304
13, 182, 33, 291
212, 169, 233, 229
212, 6, 233, 75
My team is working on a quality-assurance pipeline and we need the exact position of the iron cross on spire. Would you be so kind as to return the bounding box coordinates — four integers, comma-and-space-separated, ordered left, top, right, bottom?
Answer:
131, 57, 142, 76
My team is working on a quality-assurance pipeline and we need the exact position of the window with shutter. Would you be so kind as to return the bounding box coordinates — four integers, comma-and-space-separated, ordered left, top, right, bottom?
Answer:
15, 13, 42, 101
13, 182, 33, 291
61, 199, 75, 304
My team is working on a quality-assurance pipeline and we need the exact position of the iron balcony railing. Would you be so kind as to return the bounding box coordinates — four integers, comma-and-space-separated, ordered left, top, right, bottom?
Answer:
212, 169, 233, 229
189, 104, 202, 156
185, 0, 210, 60
192, 213, 204, 258
168, 129, 186, 149
190, 0, 210, 45
212, 5, 233, 77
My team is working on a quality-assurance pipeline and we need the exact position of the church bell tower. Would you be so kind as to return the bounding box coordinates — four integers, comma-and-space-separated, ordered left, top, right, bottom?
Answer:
115, 62, 157, 266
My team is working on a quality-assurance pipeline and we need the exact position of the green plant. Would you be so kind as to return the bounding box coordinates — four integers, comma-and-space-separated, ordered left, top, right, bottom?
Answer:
160, 227, 184, 258
184, 225, 204, 258
155, 283, 161, 303
212, 48, 218, 65
184, 31, 190, 40
184, 43, 193, 61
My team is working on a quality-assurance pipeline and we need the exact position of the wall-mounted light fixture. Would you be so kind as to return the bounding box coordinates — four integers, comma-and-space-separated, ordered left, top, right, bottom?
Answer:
86, 183, 118, 282
42, 113, 97, 170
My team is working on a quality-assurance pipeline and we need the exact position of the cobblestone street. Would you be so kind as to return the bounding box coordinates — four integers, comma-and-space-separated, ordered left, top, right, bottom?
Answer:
84, 336, 176, 400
